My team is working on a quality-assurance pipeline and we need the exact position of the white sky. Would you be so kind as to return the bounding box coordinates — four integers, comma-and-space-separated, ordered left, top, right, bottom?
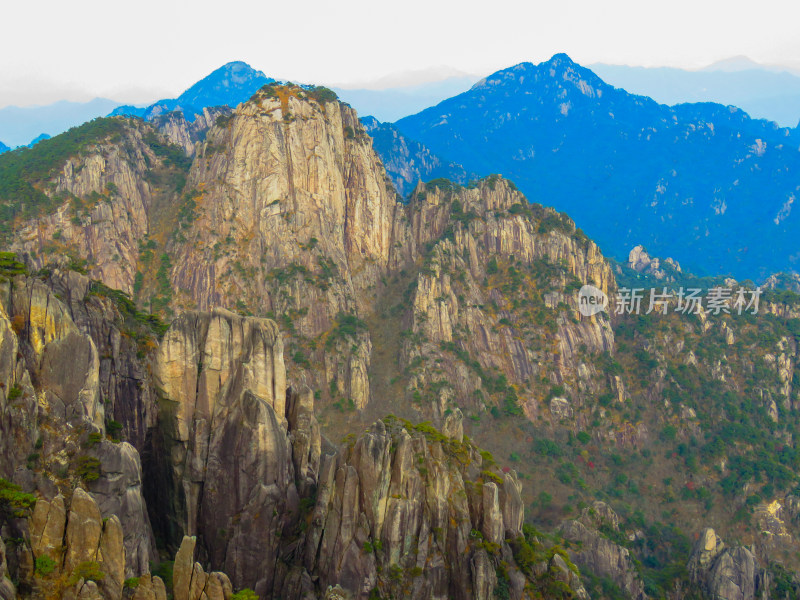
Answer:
2, 0, 800, 107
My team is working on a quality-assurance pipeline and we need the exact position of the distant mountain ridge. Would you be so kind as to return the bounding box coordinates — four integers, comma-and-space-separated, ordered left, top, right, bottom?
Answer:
590, 61, 800, 127
112, 61, 274, 121
392, 53, 800, 280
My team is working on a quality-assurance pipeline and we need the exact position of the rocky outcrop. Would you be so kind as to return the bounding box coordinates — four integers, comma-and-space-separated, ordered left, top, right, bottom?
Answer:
688, 528, 771, 600
38, 269, 160, 450
174, 86, 396, 313
85, 441, 156, 576
27, 488, 126, 600
172, 536, 232, 600
151, 107, 232, 156
165, 85, 400, 411
130, 574, 168, 600
286, 385, 322, 494
627, 245, 681, 281
559, 502, 646, 600
1, 271, 104, 437
305, 417, 530, 600
0, 293, 39, 477
22, 486, 181, 600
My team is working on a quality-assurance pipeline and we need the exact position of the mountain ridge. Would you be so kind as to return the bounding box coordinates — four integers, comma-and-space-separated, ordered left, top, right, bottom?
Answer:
393, 53, 800, 280
590, 61, 800, 126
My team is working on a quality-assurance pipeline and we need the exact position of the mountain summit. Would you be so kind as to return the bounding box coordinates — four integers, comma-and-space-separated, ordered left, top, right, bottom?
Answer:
394, 53, 800, 279
112, 61, 273, 121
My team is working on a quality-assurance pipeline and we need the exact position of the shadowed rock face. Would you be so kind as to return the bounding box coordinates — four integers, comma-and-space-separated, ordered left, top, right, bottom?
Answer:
150, 308, 313, 594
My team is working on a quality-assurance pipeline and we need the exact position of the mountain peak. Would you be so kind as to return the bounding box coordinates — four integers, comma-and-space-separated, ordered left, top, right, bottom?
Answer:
205, 60, 266, 80
471, 53, 606, 99
180, 61, 270, 100
546, 52, 577, 68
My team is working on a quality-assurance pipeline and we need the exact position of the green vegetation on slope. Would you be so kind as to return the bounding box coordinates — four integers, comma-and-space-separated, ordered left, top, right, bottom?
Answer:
0, 118, 127, 230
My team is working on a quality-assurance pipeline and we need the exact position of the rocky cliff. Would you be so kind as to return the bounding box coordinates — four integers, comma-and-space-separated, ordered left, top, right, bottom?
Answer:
164, 84, 400, 411
383, 178, 615, 422
0, 264, 158, 579
1, 264, 581, 600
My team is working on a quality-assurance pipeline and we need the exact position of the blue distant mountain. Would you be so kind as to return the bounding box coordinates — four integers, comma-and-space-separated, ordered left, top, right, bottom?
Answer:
0, 141, 8, 154
0, 97, 121, 148
27, 133, 50, 147
393, 54, 800, 280
590, 62, 800, 128
112, 61, 273, 121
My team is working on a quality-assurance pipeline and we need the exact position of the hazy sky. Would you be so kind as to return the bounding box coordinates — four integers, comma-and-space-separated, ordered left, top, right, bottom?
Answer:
2, 0, 800, 107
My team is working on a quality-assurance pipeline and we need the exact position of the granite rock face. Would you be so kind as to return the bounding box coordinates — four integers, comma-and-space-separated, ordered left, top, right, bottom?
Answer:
2, 88, 621, 428
627, 245, 681, 281
0, 84, 730, 600
151, 106, 232, 156
166, 86, 400, 411
28, 489, 127, 600
171, 536, 233, 600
